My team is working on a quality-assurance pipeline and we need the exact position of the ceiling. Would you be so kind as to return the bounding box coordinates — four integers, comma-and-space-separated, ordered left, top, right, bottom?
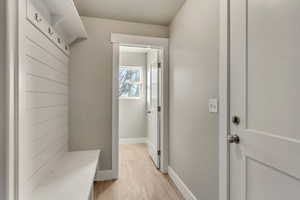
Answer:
73, 0, 186, 26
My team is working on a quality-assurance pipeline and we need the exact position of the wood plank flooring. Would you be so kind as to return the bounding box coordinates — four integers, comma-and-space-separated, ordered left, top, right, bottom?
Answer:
94, 144, 184, 200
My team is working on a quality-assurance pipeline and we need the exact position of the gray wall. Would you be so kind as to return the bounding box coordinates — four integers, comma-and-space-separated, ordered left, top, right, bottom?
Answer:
69, 17, 168, 170
169, 0, 219, 199
119, 52, 147, 139
0, 0, 6, 199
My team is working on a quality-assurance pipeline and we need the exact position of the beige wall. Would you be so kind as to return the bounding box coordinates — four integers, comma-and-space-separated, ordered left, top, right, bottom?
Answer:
69, 17, 168, 170
119, 52, 147, 139
0, 0, 6, 198
169, 0, 219, 199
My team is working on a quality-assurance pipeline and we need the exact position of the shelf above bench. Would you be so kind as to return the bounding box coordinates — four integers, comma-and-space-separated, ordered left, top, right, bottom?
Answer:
39, 0, 88, 44
28, 0, 88, 46
32, 150, 100, 200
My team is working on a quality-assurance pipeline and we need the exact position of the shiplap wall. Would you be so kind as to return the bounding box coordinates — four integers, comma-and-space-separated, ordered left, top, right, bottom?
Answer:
18, 5, 69, 199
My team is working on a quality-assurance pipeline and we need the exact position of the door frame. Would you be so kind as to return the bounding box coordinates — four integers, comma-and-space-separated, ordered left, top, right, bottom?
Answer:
219, 0, 230, 200
6, 0, 19, 199
111, 33, 169, 179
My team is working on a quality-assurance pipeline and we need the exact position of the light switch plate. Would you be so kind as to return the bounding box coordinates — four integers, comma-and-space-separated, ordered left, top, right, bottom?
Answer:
208, 98, 218, 113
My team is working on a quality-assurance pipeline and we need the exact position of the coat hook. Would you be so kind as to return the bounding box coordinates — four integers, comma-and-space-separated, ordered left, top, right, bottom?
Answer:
34, 13, 42, 22
48, 27, 54, 35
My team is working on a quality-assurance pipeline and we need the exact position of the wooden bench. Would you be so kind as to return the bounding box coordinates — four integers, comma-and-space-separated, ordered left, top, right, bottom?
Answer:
32, 150, 100, 200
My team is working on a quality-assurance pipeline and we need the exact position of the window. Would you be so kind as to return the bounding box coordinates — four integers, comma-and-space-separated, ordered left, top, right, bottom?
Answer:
119, 66, 143, 98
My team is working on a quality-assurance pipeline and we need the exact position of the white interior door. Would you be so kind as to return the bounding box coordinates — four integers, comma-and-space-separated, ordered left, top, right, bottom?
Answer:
147, 49, 160, 168
229, 0, 300, 199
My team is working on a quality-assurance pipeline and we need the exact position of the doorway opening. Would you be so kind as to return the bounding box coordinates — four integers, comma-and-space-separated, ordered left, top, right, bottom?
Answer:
111, 33, 169, 179
118, 46, 161, 171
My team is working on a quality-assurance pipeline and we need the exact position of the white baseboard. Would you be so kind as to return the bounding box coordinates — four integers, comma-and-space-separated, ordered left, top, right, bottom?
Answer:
95, 170, 114, 181
119, 137, 147, 144
168, 167, 198, 200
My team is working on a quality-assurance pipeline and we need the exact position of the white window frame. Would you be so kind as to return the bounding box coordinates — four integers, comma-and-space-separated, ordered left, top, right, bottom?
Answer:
119, 66, 143, 99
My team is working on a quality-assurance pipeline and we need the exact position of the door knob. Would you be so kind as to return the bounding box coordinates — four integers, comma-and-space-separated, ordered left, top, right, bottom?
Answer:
147, 111, 151, 114
228, 135, 240, 144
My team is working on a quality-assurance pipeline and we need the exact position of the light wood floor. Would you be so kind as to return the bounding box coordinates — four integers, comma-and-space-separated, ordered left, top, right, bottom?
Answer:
94, 144, 184, 200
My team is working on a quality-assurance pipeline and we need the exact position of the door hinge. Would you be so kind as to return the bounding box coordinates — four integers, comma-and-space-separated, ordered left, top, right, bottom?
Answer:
158, 62, 162, 69
157, 106, 161, 112
157, 150, 161, 156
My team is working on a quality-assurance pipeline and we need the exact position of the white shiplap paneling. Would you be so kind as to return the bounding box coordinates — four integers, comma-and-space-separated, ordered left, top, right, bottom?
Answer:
18, 17, 69, 199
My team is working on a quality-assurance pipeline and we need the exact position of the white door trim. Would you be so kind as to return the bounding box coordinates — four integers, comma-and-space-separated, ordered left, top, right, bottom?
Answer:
6, 0, 19, 199
111, 33, 169, 179
219, 0, 230, 200
111, 33, 169, 48
111, 42, 120, 179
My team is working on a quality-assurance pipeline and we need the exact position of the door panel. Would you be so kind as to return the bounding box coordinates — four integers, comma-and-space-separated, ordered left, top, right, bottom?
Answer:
147, 49, 160, 168
230, 0, 300, 199
247, 0, 300, 139
246, 158, 300, 200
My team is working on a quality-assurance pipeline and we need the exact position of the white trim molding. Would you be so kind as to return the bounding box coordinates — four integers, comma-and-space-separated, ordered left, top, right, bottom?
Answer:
6, 0, 19, 199
95, 170, 114, 181
110, 33, 170, 179
111, 42, 120, 180
119, 137, 147, 144
219, 0, 230, 200
168, 167, 198, 200
111, 33, 169, 48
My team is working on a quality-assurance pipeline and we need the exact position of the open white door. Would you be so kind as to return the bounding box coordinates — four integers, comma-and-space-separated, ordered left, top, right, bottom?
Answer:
229, 0, 300, 199
147, 49, 160, 168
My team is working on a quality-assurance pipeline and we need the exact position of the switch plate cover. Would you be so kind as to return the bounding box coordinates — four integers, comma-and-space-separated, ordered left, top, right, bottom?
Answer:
208, 98, 218, 113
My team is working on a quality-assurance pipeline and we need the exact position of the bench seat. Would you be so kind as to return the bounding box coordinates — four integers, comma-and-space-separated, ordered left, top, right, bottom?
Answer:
32, 150, 100, 200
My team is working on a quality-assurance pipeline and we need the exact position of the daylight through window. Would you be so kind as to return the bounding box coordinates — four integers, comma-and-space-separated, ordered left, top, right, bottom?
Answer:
119, 66, 143, 98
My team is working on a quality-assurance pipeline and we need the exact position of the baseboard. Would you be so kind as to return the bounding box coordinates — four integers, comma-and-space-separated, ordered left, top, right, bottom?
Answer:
94, 170, 114, 181
168, 167, 198, 200
119, 137, 147, 144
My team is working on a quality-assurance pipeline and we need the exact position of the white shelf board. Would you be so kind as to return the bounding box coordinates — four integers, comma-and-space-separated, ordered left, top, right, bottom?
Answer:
39, 0, 88, 44
32, 150, 100, 200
